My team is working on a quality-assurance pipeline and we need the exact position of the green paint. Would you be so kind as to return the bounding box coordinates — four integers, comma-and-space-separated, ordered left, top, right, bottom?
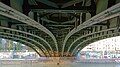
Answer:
10, 0, 23, 12
96, 0, 108, 14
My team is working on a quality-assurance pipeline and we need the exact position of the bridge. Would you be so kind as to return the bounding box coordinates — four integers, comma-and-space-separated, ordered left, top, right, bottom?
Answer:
0, 0, 120, 57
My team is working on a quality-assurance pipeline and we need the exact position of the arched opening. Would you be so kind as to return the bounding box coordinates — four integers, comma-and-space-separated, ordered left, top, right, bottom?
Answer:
77, 36, 120, 62
0, 38, 40, 59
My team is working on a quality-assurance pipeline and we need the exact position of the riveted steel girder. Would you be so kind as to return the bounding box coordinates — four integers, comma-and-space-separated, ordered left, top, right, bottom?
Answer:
62, 2, 120, 56
0, 34, 43, 56
72, 31, 120, 56
0, 2, 58, 54
0, 26, 54, 56
66, 27, 118, 56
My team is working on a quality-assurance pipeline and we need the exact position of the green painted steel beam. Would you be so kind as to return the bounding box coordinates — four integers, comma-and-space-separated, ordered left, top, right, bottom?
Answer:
0, 26, 54, 56
0, 35, 43, 57
0, 2, 58, 54
36, 0, 58, 8
61, 2, 120, 56
72, 31, 120, 56
67, 27, 117, 55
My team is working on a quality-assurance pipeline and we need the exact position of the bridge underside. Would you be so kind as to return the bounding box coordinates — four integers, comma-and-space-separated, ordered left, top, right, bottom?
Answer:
0, 0, 120, 57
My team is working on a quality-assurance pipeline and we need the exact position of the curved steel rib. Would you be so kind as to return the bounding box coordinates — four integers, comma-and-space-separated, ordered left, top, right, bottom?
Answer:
67, 27, 117, 55
72, 31, 120, 55
0, 26, 52, 56
0, 2, 58, 54
0, 35, 43, 57
62, 2, 120, 56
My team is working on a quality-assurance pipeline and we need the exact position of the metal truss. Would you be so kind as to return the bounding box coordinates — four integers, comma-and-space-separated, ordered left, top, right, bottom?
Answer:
0, 26, 54, 57
0, 2, 58, 54
66, 27, 118, 56
72, 31, 120, 56
0, 26, 54, 56
62, 2, 120, 56
0, 34, 43, 57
